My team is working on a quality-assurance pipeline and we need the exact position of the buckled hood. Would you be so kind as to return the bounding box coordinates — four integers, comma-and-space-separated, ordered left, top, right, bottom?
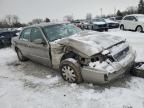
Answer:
56, 31, 125, 57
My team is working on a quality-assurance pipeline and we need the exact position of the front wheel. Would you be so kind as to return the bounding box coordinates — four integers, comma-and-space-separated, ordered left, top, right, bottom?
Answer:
60, 58, 83, 83
120, 25, 125, 30
16, 49, 28, 61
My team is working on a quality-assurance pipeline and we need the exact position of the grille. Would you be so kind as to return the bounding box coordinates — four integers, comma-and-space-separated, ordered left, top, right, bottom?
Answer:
98, 24, 107, 28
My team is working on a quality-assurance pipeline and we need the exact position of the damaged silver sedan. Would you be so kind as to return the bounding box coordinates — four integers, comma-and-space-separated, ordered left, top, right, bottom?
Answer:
12, 22, 136, 84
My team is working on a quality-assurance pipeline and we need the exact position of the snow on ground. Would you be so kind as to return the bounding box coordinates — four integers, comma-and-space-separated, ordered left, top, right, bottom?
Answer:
0, 29, 144, 108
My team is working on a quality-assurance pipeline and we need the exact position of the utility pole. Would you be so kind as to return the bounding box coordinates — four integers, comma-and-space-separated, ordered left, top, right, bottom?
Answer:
114, 7, 116, 16
100, 8, 102, 17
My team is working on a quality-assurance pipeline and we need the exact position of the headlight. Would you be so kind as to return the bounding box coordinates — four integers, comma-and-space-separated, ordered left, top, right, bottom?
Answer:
79, 54, 105, 65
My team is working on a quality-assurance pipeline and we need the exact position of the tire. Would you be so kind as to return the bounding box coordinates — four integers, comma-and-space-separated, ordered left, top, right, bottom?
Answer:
105, 28, 108, 32
120, 25, 124, 30
0, 40, 4, 48
88, 25, 92, 30
16, 49, 28, 61
136, 26, 143, 32
91, 26, 94, 30
59, 58, 83, 83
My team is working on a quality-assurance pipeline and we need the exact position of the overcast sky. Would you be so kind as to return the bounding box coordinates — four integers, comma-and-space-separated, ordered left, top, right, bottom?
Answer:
0, 0, 139, 23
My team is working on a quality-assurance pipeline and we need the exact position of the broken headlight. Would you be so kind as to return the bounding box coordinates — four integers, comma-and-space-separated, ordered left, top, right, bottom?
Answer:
79, 54, 106, 65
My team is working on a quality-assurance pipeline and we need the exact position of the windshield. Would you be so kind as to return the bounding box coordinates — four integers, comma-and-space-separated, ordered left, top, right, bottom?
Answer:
136, 16, 144, 22
42, 23, 82, 42
92, 18, 105, 22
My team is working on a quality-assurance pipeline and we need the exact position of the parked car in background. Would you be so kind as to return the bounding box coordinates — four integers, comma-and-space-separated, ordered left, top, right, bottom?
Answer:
71, 20, 82, 28
12, 22, 136, 84
110, 16, 123, 23
87, 18, 108, 31
0, 30, 18, 47
120, 14, 144, 32
82, 21, 89, 29
104, 18, 119, 29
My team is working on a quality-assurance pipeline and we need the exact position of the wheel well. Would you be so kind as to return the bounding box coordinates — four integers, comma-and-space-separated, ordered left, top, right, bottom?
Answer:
60, 52, 78, 62
135, 25, 143, 30
15, 47, 18, 52
120, 24, 124, 27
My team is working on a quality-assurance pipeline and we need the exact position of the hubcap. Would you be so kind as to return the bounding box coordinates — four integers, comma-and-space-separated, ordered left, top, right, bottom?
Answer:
61, 65, 76, 82
137, 27, 142, 32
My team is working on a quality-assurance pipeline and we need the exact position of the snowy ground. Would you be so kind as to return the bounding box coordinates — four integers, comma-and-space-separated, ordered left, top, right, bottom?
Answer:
0, 29, 144, 108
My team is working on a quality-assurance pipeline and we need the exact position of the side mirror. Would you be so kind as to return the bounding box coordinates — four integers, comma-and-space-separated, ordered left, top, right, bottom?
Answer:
33, 39, 46, 45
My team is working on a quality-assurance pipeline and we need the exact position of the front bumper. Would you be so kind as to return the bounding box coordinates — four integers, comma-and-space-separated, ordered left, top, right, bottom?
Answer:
108, 23, 119, 29
93, 24, 108, 31
81, 48, 136, 84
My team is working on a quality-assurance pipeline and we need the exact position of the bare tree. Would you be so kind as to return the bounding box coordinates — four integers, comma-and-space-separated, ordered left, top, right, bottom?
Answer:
64, 15, 73, 21
5, 15, 12, 26
4, 15, 19, 26
30, 18, 43, 25
12, 15, 19, 24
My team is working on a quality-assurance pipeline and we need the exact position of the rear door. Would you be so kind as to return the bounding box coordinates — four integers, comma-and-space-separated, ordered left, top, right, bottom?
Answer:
127, 16, 137, 30
28, 27, 51, 66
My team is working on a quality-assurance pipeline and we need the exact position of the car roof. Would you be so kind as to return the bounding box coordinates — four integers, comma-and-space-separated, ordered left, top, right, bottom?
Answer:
125, 14, 144, 17
25, 22, 70, 29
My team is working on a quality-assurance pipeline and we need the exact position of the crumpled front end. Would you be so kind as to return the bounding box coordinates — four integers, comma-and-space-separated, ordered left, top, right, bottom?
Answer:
81, 42, 136, 84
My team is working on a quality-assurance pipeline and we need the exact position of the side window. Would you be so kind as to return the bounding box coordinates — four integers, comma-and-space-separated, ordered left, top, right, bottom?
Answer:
124, 16, 130, 20
30, 28, 44, 42
124, 16, 136, 21
131, 16, 137, 21
20, 28, 31, 41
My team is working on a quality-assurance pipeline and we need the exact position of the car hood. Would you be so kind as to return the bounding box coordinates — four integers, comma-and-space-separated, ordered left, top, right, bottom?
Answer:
106, 20, 118, 24
55, 31, 125, 57
92, 21, 106, 25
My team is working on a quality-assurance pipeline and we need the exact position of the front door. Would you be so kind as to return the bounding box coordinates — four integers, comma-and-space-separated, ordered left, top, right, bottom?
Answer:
29, 27, 51, 66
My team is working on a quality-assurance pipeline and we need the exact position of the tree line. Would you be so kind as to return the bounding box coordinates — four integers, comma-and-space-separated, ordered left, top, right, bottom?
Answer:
0, 0, 144, 28
110, 0, 144, 17
65, 0, 144, 21
0, 15, 51, 28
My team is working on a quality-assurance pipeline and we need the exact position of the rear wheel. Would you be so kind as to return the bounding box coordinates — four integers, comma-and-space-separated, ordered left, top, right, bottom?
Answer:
120, 25, 124, 30
60, 58, 83, 83
16, 49, 28, 61
136, 26, 143, 32
0, 40, 4, 48
88, 25, 92, 30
